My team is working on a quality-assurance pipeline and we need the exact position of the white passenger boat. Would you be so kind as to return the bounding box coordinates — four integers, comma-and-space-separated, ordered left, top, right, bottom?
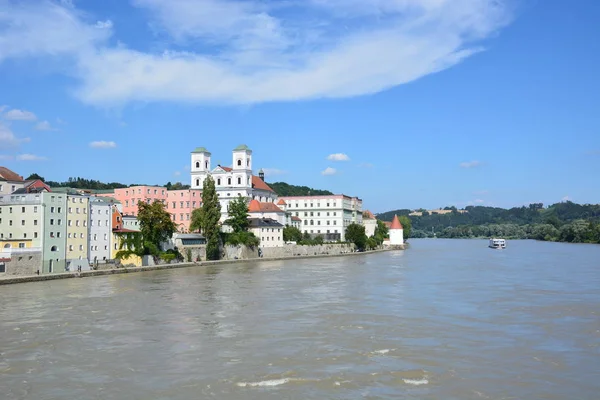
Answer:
489, 238, 506, 249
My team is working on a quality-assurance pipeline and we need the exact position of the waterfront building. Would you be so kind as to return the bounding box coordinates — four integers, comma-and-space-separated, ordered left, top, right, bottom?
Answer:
122, 214, 140, 231
190, 145, 276, 222
97, 187, 202, 233
249, 218, 284, 248
1, 166, 50, 195
388, 215, 404, 246
278, 195, 363, 241
89, 197, 113, 264
165, 189, 202, 232
66, 194, 90, 270
362, 210, 377, 237
247, 199, 287, 226
41, 192, 68, 273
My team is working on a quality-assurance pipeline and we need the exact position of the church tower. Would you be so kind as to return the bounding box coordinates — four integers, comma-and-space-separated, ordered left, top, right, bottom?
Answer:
231, 144, 252, 189
191, 147, 211, 189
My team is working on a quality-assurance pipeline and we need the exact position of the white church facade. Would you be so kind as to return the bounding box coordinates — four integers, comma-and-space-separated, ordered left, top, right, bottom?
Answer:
190, 145, 277, 221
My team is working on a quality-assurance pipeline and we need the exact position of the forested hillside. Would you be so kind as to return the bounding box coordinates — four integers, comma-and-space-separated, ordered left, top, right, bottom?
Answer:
379, 202, 600, 244
268, 182, 333, 196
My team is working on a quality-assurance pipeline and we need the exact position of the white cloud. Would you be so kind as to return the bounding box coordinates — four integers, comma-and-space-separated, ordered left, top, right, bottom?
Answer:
327, 153, 350, 161
459, 160, 482, 168
0, 0, 512, 106
262, 168, 287, 176
173, 171, 181, 177
561, 196, 571, 202
3, 108, 37, 121
0, 123, 30, 149
321, 167, 337, 176
89, 140, 117, 149
16, 154, 47, 161
35, 120, 57, 131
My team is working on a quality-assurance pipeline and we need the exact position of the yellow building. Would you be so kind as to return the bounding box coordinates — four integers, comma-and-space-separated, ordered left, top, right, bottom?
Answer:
112, 229, 143, 267
66, 194, 90, 270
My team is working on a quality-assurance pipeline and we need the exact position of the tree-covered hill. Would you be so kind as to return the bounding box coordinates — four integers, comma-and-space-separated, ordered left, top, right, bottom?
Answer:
379, 202, 600, 244
268, 181, 333, 196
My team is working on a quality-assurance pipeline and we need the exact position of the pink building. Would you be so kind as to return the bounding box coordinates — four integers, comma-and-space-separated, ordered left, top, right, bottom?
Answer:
96, 186, 202, 233
165, 189, 202, 232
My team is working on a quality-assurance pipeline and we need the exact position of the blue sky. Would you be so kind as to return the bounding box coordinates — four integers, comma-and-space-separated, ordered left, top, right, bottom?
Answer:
0, 0, 598, 213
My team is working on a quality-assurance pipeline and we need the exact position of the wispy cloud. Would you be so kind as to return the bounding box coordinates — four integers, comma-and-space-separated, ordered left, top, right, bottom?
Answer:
3, 108, 37, 121
0, 0, 513, 106
321, 167, 337, 176
89, 140, 117, 149
35, 120, 57, 131
327, 153, 350, 161
459, 160, 482, 169
0, 123, 30, 149
262, 168, 287, 176
17, 154, 47, 161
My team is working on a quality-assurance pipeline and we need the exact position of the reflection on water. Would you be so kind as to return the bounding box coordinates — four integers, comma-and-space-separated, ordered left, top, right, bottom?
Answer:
1, 239, 600, 399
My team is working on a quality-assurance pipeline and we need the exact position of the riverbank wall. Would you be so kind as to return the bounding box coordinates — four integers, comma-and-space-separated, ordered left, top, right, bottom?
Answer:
0, 246, 394, 286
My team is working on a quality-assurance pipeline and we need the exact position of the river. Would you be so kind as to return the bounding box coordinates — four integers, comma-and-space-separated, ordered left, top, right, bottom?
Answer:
1, 239, 599, 399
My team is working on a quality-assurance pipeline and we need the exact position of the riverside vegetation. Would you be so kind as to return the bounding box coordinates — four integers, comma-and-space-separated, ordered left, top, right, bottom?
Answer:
379, 202, 600, 244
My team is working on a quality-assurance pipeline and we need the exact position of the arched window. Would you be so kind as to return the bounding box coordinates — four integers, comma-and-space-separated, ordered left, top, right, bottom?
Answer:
237, 177, 241, 185
205, 161, 209, 169
195, 162, 200, 168
237, 159, 242, 166
247, 159, 250, 166
196, 179, 200, 186
217, 178, 221, 185
51, 245, 58, 252
3, 243, 10, 249
228, 177, 232, 185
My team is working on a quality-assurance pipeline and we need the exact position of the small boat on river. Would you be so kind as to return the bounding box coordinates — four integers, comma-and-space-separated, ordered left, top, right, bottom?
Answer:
489, 238, 506, 249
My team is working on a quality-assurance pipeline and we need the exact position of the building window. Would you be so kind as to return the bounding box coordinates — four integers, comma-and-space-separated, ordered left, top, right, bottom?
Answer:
237, 177, 241, 185
196, 161, 200, 168
69, 245, 73, 251
79, 245, 83, 251
50, 219, 54, 225
21, 220, 25, 225
51, 207, 55, 213
205, 161, 209, 169
34, 206, 38, 213
237, 159, 242, 166
310, 220, 314, 225
51, 245, 58, 252
228, 177, 232, 185
196, 179, 200, 186
21, 206, 25, 213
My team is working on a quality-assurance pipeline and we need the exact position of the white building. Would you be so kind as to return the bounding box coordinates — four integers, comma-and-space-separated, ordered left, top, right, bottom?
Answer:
362, 210, 378, 237
278, 195, 363, 241
248, 199, 287, 226
190, 145, 276, 222
388, 215, 404, 246
249, 218, 284, 248
122, 214, 140, 231
89, 197, 113, 264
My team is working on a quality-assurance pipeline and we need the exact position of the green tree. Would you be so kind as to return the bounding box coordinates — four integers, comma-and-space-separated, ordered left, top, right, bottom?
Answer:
283, 226, 303, 242
191, 176, 221, 260
137, 200, 177, 254
398, 215, 412, 240
346, 223, 367, 251
224, 195, 250, 233
373, 219, 389, 245
26, 173, 45, 181
366, 237, 378, 250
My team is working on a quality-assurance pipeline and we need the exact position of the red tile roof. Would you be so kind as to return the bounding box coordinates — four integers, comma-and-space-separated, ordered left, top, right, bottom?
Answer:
248, 199, 284, 213
277, 199, 286, 205
363, 210, 375, 219
220, 166, 232, 172
291, 216, 302, 221
252, 175, 273, 192
0, 166, 23, 182
391, 215, 403, 229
